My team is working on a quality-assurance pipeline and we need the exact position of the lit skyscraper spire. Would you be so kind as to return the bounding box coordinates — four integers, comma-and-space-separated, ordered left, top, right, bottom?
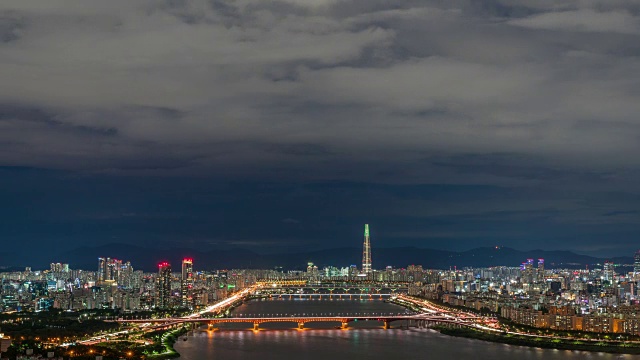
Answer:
362, 224, 372, 274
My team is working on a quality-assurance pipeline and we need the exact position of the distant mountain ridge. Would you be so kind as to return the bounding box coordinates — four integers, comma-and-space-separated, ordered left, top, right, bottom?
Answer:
27, 244, 634, 272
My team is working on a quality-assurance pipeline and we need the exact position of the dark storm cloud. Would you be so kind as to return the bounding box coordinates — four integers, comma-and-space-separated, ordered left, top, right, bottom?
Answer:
2, 0, 640, 173
0, 104, 118, 137
0, 13, 24, 43
2, 0, 640, 262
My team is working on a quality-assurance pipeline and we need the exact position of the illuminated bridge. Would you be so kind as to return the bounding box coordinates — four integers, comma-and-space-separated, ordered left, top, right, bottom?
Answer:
115, 313, 481, 330
256, 285, 408, 297
258, 293, 396, 299
256, 280, 410, 287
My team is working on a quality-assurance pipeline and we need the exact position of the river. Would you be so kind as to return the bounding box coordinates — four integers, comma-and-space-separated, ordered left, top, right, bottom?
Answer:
174, 298, 637, 359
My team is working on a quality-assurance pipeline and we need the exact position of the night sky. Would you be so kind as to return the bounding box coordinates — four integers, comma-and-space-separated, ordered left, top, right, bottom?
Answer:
2, 0, 640, 265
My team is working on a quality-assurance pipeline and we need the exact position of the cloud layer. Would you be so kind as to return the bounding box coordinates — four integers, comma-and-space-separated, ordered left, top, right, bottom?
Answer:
2, 0, 640, 258
2, 0, 640, 175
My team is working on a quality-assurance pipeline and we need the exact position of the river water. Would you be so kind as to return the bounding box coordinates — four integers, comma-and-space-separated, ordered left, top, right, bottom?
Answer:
174, 298, 637, 359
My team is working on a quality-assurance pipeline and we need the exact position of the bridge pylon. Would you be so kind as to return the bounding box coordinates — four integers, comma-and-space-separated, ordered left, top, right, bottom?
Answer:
253, 322, 260, 331
383, 320, 390, 329
298, 322, 305, 330
341, 321, 348, 329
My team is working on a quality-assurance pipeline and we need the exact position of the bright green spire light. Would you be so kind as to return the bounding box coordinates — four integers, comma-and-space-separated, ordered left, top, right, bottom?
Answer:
364, 224, 369, 237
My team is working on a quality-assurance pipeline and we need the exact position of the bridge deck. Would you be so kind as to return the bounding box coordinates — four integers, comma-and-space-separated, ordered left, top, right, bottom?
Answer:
261, 293, 394, 296
116, 314, 478, 324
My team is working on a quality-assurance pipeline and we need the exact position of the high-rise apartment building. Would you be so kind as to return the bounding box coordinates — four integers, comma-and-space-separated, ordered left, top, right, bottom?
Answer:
157, 262, 172, 309
603, 261, 615, 285
119, 261, 134, 289
522, 258, 535, 284
537, 258, 545, 283
181, 258, 194, 308
97, 257, 122, 285
49, 263, 68, 273
98, 257, 106, 283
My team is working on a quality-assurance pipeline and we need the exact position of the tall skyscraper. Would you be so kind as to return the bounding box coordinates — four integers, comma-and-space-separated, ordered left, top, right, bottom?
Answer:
523, 258, 534, 284
119, 261, 134, 289
181, 258, 194, 308
537, 258, 545, 283
97, 257, 106, 283
157, 262, 172, 309
362, 224, 372, 275
108, 259, 122, 285
603, 260, 615, 285
634, 250, 640, 277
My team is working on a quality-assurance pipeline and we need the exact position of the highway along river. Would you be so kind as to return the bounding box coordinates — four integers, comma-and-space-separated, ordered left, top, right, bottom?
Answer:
174, 298, 634, 359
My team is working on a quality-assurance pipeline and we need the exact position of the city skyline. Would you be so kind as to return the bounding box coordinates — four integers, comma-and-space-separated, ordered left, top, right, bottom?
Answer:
8, 237, 640, 273
12, 233, 640, 274
6, 245, 640, 357
4, 227, 640, 357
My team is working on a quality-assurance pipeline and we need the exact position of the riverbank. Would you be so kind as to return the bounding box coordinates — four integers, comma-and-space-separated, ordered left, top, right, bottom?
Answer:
145, 327, 189, 359
169, 295, 640, 357
145, 295, 253, 358
434, 326, 640, 354
392, 295, 640, 355
174, 322, 628, 360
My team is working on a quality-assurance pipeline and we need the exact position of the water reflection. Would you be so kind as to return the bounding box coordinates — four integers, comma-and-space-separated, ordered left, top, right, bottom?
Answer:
174, 299, 635, 360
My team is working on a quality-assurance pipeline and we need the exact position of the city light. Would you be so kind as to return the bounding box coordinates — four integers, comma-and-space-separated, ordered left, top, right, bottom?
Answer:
4, 229, 640, 358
